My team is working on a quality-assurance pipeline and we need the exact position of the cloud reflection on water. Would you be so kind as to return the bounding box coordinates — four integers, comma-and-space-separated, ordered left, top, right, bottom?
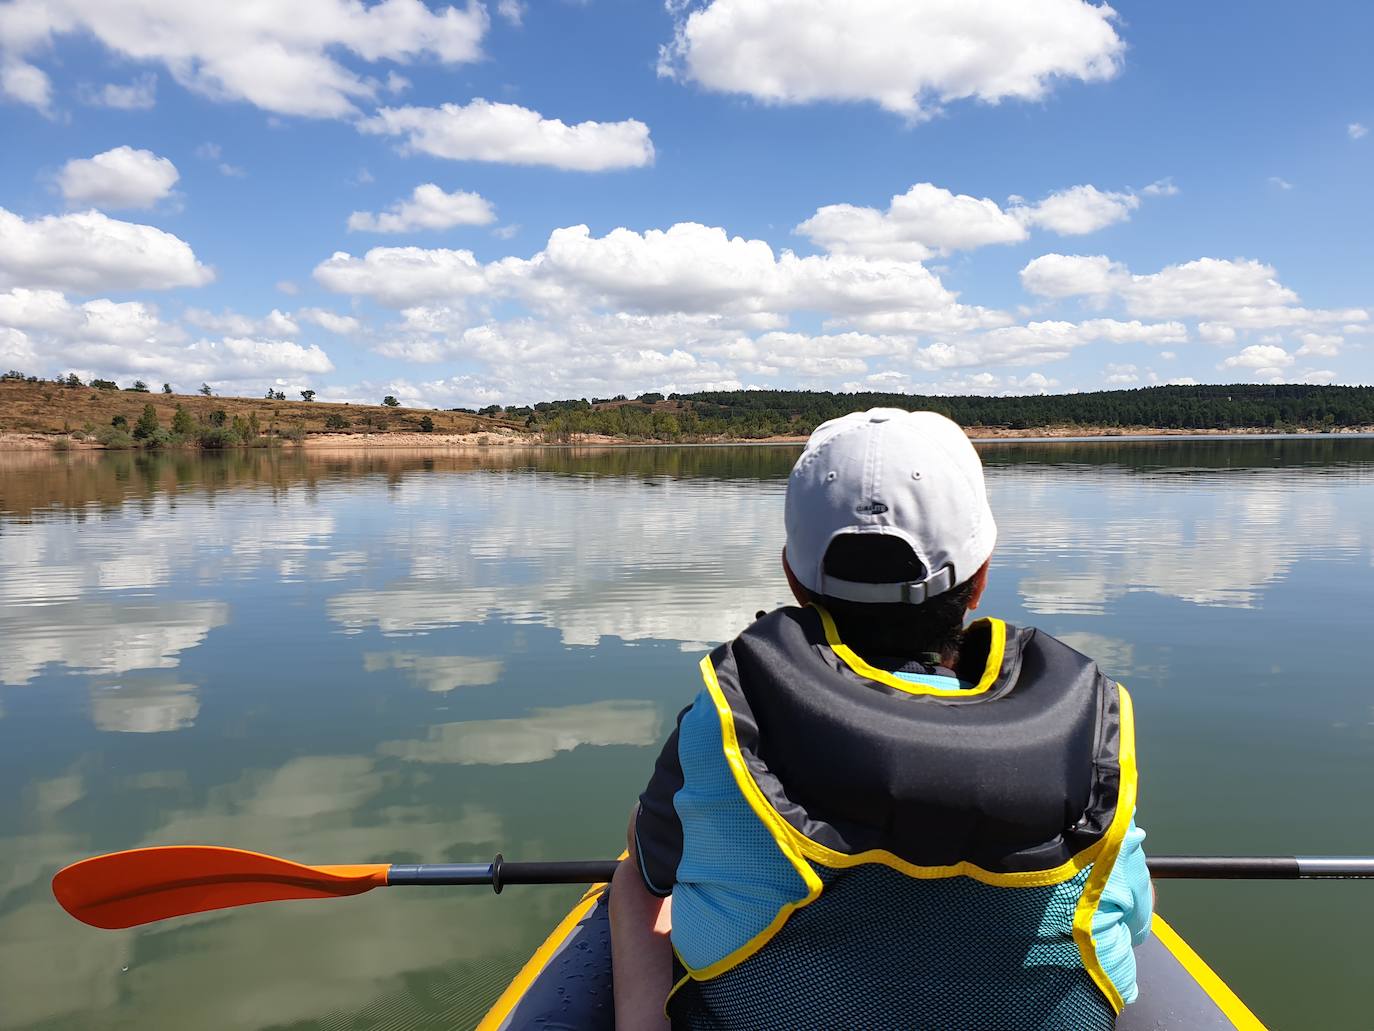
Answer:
0, 599, 229, 687
327, 473, 794, 646
90, 679, 200, 733
0, 757, 514, 1029
2, 445, 1373, 1030
378, 699, 662, 766
989, 466, 1370, 614
363, 651, 505, 692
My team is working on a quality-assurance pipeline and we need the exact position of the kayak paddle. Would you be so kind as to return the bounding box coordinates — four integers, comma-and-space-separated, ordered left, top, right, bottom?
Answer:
52, 846, 619, 929
53, 846, 1374, 930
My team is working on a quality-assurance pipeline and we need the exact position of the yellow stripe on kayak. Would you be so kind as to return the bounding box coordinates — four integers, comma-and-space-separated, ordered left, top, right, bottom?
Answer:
1152, 915, 1269, 1030
476, 854, 625, 1031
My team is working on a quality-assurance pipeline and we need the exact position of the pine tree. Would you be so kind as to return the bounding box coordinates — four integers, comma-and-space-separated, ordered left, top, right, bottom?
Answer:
171, 405, 195, 436
133, 403, 160, 441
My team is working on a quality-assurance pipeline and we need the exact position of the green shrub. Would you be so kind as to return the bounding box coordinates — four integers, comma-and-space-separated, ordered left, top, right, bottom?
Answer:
91, 379, 118, 390
280, 424, 307, 443
111, 414, 129, 430
197, 426, 239, 449
324, 411, 350, 430
51, 437, 73, 452
419, 415, 435, 432
97, 428, 135, 449
142, 427, 177, 450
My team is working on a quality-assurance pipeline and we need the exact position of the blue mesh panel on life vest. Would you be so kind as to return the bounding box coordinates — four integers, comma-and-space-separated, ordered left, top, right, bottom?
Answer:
669, 863, 1116, 1031
670, 690, 814, 973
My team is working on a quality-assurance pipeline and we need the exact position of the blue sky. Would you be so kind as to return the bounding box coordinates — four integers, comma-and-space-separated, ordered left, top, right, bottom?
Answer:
1, 0, 1371, 408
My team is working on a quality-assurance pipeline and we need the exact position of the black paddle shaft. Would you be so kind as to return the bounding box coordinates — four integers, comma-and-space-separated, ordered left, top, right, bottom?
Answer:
386, 855, 1374, 892
387, 855, 621, 891
1147, 856, 1374, 880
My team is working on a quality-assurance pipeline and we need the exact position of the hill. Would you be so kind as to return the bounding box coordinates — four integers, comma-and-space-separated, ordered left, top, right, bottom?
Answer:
4, 380, 1372, 449
506, 384, 1374, 441
0, 380, 520, 443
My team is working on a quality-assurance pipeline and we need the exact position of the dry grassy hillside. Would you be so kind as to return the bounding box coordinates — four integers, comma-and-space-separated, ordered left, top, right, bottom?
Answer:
0, 381, 520, 437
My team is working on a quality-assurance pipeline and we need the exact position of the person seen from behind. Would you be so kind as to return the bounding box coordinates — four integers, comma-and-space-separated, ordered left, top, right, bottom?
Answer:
610, 408, 1153, 1029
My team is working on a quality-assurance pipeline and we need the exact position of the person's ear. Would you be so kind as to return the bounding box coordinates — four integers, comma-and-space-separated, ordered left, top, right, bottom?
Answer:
965, 558, 991, 612
782, 547, 811, 606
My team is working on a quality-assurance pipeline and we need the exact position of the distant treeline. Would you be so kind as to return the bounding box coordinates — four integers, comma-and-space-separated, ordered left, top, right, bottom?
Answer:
462, 385, 1374, 441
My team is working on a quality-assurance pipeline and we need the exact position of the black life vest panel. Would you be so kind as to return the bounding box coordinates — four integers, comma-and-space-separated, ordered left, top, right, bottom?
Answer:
665, 604, 1137, 1030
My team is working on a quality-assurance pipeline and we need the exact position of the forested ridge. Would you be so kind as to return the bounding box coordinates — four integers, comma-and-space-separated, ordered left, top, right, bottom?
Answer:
476, 384, 1374, 441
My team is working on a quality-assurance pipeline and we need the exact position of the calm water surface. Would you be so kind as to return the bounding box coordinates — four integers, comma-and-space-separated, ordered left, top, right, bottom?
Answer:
1, 440, 1372, 1030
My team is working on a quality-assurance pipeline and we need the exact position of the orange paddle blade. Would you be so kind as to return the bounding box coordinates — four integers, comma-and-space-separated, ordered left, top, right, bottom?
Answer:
52, 846, 390, 929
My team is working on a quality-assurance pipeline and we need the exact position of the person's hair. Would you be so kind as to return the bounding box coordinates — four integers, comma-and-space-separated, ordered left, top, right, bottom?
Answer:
812, 534, 976, 660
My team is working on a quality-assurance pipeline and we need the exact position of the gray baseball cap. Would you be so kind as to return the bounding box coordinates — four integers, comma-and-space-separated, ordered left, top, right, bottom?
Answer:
784, 408, 997, 604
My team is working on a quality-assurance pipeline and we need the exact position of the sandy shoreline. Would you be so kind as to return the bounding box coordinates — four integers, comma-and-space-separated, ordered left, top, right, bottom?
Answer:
4, 425, 1373, 452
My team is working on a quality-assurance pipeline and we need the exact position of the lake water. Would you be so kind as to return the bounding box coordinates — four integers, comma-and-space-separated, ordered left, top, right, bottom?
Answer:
2, 439, 1371, 1030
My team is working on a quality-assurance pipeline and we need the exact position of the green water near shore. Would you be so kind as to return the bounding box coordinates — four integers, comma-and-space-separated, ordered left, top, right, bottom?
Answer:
2, 439, 1371, 1029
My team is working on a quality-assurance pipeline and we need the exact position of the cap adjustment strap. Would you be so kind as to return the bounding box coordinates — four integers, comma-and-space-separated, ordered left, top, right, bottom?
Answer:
817, 565, 956, 605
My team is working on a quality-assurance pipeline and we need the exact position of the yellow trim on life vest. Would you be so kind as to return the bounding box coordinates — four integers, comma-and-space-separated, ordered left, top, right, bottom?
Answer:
686, 654, 1134, 988
475, 856, 624, 1030
812, 604, 1005, 698
1152, 915, 1269, 1030
1070, 684, 1138, 1014
699, 652, 1115, 891
664, 969, 694, 1017
673, 656, 825, 982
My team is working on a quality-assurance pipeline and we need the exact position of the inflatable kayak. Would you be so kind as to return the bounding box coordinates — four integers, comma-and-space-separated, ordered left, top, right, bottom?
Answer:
477, 879, 1267, 1030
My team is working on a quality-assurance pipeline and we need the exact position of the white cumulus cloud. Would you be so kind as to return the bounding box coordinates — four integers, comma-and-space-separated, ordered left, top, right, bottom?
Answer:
57, 146, 179, 209
913, 319, 1184, 371
1103, 362, 1139, 385
314, 246, 488, 307
1141, 178, 1179, 197
1021, 253, 1368, 329
187, 336, 335, 378
797, 181, 1146, 260
0, 287, 170, 346
1219, 344, 1294, 381
797, 183, 1026, 260
297, 308, 362, 334
0, 0, 489, 118
348, 183, 495, 233
1197, 322, 1237, 345
1, 58, 51, 111
0, 207, 213, 292
316, 220, 1003, 334
0, 287, 332, 386
81, 72, 158, 110
358, 99, 654, 171
1012, 184, 1139, 235
1349, 123, 1368, 140
1295, 332, 1341, 358
183, 307, 299, 337
659, 0, 1124, 118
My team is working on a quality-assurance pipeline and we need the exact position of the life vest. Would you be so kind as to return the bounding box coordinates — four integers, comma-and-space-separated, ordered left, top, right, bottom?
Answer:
665, 604, 1138, 1031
